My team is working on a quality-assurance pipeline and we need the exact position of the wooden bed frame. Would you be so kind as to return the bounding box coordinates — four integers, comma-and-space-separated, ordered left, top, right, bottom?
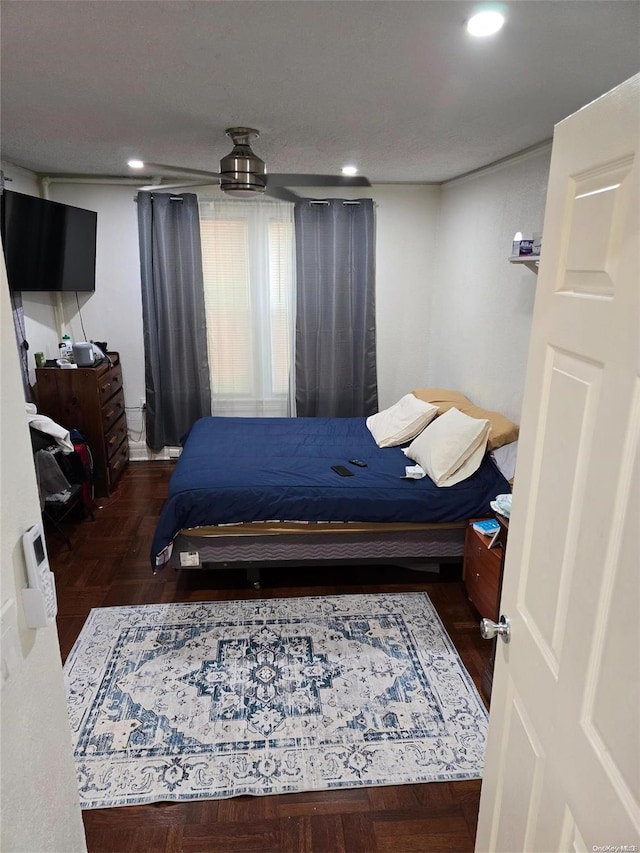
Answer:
162, 520, 467, 587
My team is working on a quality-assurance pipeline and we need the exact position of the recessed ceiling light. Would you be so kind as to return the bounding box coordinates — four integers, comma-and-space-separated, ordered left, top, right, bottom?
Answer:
466, 10, 505, 37
342, 165, 358, 176
127, 159, 145, 169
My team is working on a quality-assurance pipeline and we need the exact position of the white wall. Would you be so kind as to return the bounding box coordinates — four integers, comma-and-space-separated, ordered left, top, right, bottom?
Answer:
374, 185, 441, 406
1, 163, 148, 449
0, 260, 87, 851
3, 153, 545, 439
45, 181, 146, 440
428, 145, 552, 423
2, 169, 441, 453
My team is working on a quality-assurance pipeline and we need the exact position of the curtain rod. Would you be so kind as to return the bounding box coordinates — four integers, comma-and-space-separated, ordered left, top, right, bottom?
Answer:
134, 196, 364, 204
133, 194, 184, 201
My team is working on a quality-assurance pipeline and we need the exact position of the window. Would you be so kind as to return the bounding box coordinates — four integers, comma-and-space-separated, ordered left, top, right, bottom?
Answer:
199, 199, 295, 416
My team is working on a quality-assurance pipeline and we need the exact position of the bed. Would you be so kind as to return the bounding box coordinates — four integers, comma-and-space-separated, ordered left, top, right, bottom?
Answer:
151, 411, 511, 586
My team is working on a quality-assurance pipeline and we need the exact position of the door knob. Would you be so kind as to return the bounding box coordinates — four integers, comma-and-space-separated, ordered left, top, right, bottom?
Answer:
480, 614, 511, 643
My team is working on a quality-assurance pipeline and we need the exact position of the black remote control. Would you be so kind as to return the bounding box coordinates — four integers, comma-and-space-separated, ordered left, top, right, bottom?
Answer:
331, 465, 354, 477
349, 459, 367, 467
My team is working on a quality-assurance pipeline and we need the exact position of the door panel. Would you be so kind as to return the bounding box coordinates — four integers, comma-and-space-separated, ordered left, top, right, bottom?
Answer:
493, 686, 545, 853
584, 395, 639, 810
476, 73, 639, 852
521, 349, 602, 665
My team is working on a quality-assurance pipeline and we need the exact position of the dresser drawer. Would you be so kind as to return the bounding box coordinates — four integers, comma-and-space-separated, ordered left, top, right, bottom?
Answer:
105, 413, 128, 459
101, 388, 125, 431
108, 435, 129, 488
98, 363, 123, 405
463, 524, 503, 620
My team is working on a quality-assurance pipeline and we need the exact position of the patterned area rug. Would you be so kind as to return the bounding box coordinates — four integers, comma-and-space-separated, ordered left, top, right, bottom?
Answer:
64, 593, 488, 809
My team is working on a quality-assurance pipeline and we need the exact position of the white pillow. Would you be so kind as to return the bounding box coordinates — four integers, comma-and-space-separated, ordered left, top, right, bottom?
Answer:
491, 440, 518, 482
405, 407, 490, 486
366, 394, 438, 448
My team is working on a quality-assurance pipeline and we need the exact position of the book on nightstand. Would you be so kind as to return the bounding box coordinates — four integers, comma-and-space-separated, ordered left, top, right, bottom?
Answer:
472, 519, 500, 536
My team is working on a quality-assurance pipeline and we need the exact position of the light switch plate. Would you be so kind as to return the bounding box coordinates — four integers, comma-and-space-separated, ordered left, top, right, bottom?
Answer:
1, 598, 20, 690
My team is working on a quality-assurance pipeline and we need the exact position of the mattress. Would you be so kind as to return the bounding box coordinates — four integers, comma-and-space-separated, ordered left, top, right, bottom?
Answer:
151, 416, 509, 568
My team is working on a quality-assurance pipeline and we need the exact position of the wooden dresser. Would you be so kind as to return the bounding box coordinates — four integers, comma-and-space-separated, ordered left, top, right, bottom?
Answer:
36, 353, 128, 497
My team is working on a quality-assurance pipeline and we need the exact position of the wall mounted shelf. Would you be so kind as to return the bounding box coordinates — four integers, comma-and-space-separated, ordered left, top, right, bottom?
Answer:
509, 255, 540, 273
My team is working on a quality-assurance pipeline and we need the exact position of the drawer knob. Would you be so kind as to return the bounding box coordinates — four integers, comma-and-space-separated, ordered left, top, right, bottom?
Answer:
474, 573, 480, 582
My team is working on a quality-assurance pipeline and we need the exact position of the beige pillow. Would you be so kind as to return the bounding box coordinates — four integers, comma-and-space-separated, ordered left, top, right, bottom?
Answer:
412, 388, 472, 413
405, 407, 491, 486
366, 394, 438, 448
412, 389, 518, 451
460, 405, 519, 451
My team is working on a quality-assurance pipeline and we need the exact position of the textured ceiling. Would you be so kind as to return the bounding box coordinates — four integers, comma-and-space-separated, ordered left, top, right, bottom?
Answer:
1, 1, 638, 184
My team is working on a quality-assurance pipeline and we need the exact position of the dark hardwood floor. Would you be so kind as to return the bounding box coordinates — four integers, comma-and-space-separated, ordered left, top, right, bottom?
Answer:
48, 461, 490, 853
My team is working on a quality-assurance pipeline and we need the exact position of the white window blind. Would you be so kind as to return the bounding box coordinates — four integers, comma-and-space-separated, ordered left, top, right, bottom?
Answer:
199, 198, 296, 417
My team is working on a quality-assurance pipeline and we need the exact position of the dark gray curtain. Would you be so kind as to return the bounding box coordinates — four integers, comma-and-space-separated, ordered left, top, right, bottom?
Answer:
137, 192, 211, 451
294, 198, 378, 417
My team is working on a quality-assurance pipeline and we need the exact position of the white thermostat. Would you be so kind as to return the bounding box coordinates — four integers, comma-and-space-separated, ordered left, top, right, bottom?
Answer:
21, 523, 57, 628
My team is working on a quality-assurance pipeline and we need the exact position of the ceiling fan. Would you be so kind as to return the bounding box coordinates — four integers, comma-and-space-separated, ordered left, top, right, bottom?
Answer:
134, 127, 371, 202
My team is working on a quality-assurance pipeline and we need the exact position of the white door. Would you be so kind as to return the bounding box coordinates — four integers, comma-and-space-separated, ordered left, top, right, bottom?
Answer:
476, 73, 640, 852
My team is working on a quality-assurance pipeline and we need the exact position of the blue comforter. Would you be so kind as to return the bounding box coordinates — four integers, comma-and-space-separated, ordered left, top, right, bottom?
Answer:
151, 416, 509, 567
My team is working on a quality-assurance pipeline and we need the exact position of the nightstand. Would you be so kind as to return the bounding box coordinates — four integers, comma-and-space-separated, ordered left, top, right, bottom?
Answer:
463, 517, 508, 620
463, 516, 509, 702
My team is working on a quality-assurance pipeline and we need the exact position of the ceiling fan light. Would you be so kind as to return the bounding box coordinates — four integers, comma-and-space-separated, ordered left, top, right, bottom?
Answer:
219, 126, 266, 196
342, 165, 358, 176
222, 187, 265, 198
219, 176, 266, 196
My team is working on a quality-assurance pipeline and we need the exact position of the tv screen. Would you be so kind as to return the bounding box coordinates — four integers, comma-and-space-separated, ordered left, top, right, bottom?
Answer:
0, 189, 97, 292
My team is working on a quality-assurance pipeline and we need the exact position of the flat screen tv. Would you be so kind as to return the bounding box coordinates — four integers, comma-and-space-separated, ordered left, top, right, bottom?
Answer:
1, 189, 97, 292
